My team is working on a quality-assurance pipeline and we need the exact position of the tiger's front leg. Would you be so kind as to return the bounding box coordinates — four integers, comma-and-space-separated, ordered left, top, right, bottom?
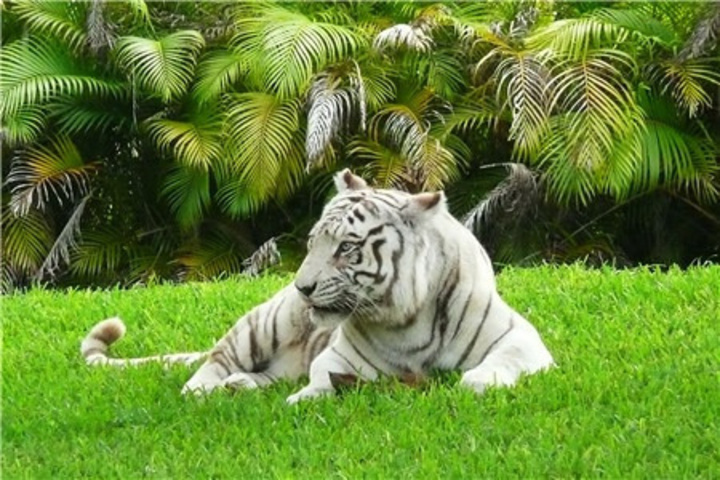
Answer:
460, 315, 554, 394
286, 331, 381, 404
181, 362, 287, 395
181, 361, 227, 395
182, 287, 323, 395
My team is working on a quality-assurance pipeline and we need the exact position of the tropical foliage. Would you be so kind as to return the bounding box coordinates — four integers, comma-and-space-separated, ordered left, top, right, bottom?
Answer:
2, 1, 719, 291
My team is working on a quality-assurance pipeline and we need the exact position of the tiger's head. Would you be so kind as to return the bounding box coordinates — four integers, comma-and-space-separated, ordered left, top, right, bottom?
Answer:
295, 169, 447, 328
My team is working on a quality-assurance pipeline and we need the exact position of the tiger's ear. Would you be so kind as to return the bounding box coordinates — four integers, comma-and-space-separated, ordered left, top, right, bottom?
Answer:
404, 191, 446, 220
334, 169, 368, 192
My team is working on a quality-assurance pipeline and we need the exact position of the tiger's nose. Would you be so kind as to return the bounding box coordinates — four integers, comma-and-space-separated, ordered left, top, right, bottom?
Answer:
295, 282, 317, 298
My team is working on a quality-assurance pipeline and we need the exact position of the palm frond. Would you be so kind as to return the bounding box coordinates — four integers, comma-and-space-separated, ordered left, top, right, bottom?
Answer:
354, 58, 396, 111
127, 226, 179, 285
373, 3, 451, 53
632, 2, 699, 39
538, 120, 598, 205
546, 52, 639, 170
160, 165, 210, 230
529, 8, 676, 59
447, 2, 496, 45
370, 104, 428, 170
119, 0, 152, 29
491, 50, 551, 160
306, 71, 363, 170
436, 130, 472, 170
192, 48, 246, 104
410, 48, 467, 99
1, 104, 46, 147
176, 231, 243, 281
591, 8, 679, 47
12, 0, 88, 51
69, 228, 126, 279
649, 59, 720, 117
114, 30, 205, 103
599, 115, 645, 200
630, 97, 719, 201
48, 93, 131, 135
35, 193, 91, 281
145, 106, 223, 169
234, 5, 361, 99
220, 92, 304, 216
7, 135, 96, 215
528, 17, 622, 58
374, 23, 434, 53
0, 38, 123, 119
2, 263, 21, 294
215, 177, 262, 220
362, 125, 456, 191
366, 87, 460, 190
445, 97, 502, 133
1, 208, 53, 275
127, 247, 176, 286
414, 136, 462, 191
349, 139, 408, 189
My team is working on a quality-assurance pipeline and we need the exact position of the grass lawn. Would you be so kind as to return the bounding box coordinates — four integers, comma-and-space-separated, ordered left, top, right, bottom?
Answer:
3, 265, 719, 478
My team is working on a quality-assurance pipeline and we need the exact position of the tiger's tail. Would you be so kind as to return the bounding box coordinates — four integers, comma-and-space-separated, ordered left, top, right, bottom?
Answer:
81, 317, 207, 367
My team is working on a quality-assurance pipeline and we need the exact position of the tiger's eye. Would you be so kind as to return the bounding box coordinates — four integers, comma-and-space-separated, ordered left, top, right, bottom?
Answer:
337, 242, 354, 254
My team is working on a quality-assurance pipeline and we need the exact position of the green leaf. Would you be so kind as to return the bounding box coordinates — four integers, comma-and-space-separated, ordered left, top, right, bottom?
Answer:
160, 165, 211, 230
175, 230, 243, 281
637, 118, 718, 201
70, 228, 126, 279
192, 49, 246, 104
0, 38, 123, 118
492, 50, 551, 161
1, 104, 46, 146
12, 0, 88, 51
538, 118, 598, 205
114, 30, 205, 103
410, 48, 467, 99
528, 8, 677, 59
591, 8, 679, 47
145, 105, 223, 169
1, 208, 53, 275
7, 135, 96, 215
48, 94, 131, 135
219, 92, 304, 216
234, 5, 361, 99
349, 139, 408, 189
355, 58, 396, 111
445, 97, 503, 133
650, 59, 720, 117
545, 52, 640, 174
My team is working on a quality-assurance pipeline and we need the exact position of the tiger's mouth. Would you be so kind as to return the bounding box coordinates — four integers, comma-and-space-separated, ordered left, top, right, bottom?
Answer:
306, 291, 372, 319
307, 304, 349, 328
310, 304, 345, 314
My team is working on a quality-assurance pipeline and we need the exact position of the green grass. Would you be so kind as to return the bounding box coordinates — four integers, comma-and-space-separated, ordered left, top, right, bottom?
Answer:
3, 265, 720, 478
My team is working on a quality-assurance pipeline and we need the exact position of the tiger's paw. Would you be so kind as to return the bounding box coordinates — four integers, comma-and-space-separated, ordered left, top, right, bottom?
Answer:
181, 383, 218, 396
222, 372, 260, 390
460, 366, 517, 395
286, 386, 334, 405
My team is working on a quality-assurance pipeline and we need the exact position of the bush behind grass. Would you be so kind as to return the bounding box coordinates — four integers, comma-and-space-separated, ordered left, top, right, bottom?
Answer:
3, 265, 719, 478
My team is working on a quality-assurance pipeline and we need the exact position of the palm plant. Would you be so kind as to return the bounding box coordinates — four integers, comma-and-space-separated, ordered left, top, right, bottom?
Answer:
456, 1, 719, 263
2, 0, 719, 291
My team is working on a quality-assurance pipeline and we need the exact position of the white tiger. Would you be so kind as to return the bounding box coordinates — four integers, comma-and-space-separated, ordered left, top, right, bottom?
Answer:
82, 170, 554, 403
